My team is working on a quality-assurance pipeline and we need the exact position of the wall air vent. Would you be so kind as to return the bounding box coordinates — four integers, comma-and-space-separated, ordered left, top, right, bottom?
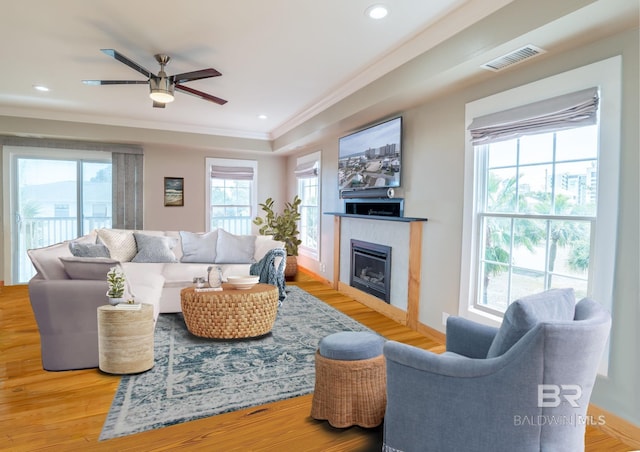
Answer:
481, 45, 546, 72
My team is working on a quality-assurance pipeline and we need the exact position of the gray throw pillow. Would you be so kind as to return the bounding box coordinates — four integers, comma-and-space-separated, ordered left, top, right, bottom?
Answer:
59, 256, 120, 280
180, 230, 218, 263
486, 288, 576, 358
69, 241, 110, 258
131, 233, 178, 263
215, 229, 256, 264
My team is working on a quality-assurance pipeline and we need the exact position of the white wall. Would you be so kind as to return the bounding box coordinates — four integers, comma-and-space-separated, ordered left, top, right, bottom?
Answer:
339, 217, 411, 311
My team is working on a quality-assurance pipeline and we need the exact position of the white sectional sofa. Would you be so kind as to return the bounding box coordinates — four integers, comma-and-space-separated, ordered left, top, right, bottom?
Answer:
27, 228, 285, 370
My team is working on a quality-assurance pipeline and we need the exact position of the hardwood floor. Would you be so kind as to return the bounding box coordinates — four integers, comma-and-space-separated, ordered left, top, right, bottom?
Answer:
0, 273, 634, 451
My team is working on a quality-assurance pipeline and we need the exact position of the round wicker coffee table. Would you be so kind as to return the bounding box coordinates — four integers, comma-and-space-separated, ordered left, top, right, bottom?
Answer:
180, 283, 279, 339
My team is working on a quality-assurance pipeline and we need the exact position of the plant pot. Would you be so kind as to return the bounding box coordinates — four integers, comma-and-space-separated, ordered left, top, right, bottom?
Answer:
284, 255, 298, 280
108, 297, 125, 306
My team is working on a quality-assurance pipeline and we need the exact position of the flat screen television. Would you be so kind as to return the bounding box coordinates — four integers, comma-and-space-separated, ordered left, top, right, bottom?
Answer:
338, 116, 402, 192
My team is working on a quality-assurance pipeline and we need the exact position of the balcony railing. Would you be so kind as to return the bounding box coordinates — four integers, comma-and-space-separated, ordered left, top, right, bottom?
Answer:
17, 216, 111, 283
210, 216, 252, 235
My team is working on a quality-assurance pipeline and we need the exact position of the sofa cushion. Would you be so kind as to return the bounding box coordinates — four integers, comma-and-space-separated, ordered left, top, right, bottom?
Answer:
486, 288, 576, 358
132, 232, 178, 263
97, 229, 137, 262
319, 332, 386, 360
216, 229, 256, 264
59, 256, 120, 280
162, 262, 212, 285
179, 230, 217, 263
69, 241, 110, 258
27, 241, 72, 280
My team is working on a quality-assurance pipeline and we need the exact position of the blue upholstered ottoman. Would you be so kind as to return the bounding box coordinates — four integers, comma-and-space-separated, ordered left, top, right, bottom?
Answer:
310, 331, 386, 428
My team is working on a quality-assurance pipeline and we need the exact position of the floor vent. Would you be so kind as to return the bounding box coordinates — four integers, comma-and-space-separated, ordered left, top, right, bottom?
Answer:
481, 45, 546, 72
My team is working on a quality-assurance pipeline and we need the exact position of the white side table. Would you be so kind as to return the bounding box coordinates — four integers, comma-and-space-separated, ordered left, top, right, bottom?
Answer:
97, 304, 154, 374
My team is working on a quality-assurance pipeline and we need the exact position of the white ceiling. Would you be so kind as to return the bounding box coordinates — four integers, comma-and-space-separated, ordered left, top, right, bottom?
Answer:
0, 0, 637, 146
0, 0, 512, 141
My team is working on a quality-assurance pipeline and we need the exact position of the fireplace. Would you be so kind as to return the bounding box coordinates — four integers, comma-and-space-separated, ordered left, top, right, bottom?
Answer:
350, 239, 392, 303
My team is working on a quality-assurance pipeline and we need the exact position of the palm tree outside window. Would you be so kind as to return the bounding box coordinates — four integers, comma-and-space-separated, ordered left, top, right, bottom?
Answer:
477, 126, 597, 313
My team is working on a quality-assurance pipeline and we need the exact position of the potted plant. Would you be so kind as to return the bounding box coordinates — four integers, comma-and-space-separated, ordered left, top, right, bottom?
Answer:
106, 266, 126, 305
253, 195, 302, 279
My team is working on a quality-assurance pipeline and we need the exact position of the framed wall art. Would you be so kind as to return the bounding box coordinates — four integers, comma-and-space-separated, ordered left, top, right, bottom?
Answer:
164, 177, 184, 207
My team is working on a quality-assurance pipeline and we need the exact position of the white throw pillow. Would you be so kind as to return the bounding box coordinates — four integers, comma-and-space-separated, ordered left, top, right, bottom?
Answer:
179, 230, 218, 263
215, 229, 256, 264
97, 229, 137, 262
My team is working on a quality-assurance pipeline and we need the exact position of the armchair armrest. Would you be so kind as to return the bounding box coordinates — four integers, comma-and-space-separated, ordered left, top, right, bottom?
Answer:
445, 316, 498, 358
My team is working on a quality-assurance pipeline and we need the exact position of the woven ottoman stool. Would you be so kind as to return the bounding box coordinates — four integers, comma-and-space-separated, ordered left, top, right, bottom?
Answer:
311, 331, 386, 428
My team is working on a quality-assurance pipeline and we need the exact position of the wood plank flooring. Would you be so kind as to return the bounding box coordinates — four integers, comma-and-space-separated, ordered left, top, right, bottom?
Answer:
0, 274, 634, 451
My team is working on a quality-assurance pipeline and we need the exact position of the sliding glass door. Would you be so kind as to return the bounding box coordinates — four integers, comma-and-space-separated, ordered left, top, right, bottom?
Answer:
12, 155, 112, 283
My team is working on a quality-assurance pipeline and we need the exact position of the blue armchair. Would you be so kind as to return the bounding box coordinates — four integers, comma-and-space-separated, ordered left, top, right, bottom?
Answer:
382, 289, 611, 452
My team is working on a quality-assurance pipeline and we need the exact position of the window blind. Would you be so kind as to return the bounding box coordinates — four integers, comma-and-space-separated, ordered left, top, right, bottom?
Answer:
210, 165, 254, 181
468, 87, 599, 145
294, 160, 318, 179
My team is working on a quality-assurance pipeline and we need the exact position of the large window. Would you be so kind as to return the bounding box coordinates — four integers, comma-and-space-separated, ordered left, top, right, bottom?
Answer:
475, 126, 597, 313
460, 57, 621, 333
295, 152, 321, 259
206, 158, 257, 235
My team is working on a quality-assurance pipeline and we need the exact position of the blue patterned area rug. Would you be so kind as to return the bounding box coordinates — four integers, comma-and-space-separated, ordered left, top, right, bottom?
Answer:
100, 285, 375, 440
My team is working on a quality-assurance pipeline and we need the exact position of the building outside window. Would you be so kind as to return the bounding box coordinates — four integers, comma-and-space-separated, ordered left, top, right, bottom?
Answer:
206, 158, 257, 235
295, 151, 321, 260
54, 203, 70, 217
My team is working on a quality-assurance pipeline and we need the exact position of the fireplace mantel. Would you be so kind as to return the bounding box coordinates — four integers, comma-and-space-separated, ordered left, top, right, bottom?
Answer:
325, 212, 428, 222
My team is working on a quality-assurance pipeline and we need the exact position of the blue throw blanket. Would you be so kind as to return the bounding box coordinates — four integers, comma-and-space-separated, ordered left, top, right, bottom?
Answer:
250, 248, 287, 302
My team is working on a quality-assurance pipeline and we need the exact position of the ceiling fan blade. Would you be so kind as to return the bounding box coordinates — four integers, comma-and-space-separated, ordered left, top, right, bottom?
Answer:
100, 49, 153, 79
82, 80, 149, 85
153, 101, 166, 108
175, 84, 227, 105
172, 68, 221, 84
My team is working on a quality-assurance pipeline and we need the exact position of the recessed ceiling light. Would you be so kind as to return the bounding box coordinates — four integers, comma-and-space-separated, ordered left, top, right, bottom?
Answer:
365, 4, 388, 19
258, 114, 268, 120
33, 85, 50, 92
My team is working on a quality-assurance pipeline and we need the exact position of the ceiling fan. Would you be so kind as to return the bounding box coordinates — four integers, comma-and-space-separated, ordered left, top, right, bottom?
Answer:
82, 49, 227, 108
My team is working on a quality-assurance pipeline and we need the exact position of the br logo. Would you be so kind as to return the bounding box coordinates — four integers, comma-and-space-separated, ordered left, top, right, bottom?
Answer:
538, 384, 582, 408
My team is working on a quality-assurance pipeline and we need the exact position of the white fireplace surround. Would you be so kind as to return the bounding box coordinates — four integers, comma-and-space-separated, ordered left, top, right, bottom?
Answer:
339, 217, 410, 311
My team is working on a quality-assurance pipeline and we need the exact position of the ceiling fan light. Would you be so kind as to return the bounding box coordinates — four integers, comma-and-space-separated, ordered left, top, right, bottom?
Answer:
149, 76, 175, 103
149, 90, 175, 103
